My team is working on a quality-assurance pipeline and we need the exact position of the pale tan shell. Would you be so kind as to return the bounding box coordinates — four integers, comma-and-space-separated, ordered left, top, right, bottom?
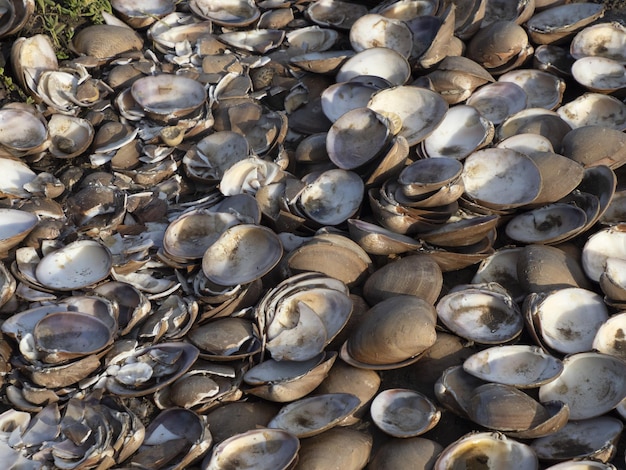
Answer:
268, 393, 361, 438
71, 24, 143, 60
363, 254, 442, 306
342, 295, 437, 368
294, 427, 372, 470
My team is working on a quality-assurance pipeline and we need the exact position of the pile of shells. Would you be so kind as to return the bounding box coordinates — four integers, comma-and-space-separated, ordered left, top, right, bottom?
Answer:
1, 0, 626, 468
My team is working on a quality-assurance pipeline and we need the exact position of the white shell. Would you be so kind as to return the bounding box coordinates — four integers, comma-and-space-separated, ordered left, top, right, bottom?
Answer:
349, 14, 413, 58
463, 345, 563, 388
505, 203, 587, 244
370, 389, 440, 438
47, 114, 94, 159
570, 22, 626, 65
337, 47, 411, 87
422, 105, 494, 160
35, 240, 112, 290
530, 288, 609, 355
498, 69, 565, 110
368, 85, 448, 146
436, 286, 523, 344
557, 93, 626, 131
539, 352, 626, 420
466, 82, 527, 125
297, 169, 364, 226
582, 225, 626, 282
571, 56, 626, 93
131, 74, 207, 121
461, 148, 542, 210
201, 224, 282, 286
0, 208, 38, 253
592, 311, 626, 360
0, 107, 47, 152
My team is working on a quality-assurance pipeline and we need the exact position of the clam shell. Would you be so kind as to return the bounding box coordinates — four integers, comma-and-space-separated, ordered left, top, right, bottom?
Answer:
106, 342, 199, 397
570, 21, 626, 64
466, 20, 531, 72
434, 432, 538, 470
342, 295, 437, 369
326, 107, 390, 170
370, 388, 440, 438
466, 82, 527, 125
498, 69, 565, 110
0, 107, 47, 153
572, 56, 626, 93
367, 85, 447, 146
599, 257, 626, 302
47, 114, 94, 159
243, 352, 335, 402
35, 239, 112, 291
337, 47, 411, 86
0, 157, 36, 198
201, 224, 282, 286
539, 352, 626, 420
526, 287, 608, 355
347, 219, 422, 255
498, 108, 572, 150
461, 148, 542, 210
363, 253, 442, 306
592, 311, 626, 360
350, 14, 413, 58
505, 203, 587, 244
296, 169, 364, 225
463, 345, 563, 388
525, 3, 605, 45
70, 24, 143, 60
472, 247, 525, 301
582, 225, 626, 282
204, 428, 299, 470
268, 393, 361, 438
33, 311, 113, 364
286, 26, 338, 53
131, 74, 207, 122
557, 93, 626, 131
436, 285, 523, 344
321, 80, 385, 123
306, 0, 368, 29
561, 125, 626, 169
163, 209, 240, 262
398, 157, 463, 196
517, 244, 590, 295
295, 427, 372, 470
531, 416, 623, 462
189, 0, 260, 27
0, 208, 38, 255
468, 383, 550, 432
368, 436, 443, 470
183, 131, 250, 183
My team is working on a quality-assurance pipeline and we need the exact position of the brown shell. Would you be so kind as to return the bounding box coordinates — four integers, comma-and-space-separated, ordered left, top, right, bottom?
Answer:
71, 25, 143, 60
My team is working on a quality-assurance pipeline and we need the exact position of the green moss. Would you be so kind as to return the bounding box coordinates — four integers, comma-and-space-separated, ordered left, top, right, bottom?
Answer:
35, 0, 112, 59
